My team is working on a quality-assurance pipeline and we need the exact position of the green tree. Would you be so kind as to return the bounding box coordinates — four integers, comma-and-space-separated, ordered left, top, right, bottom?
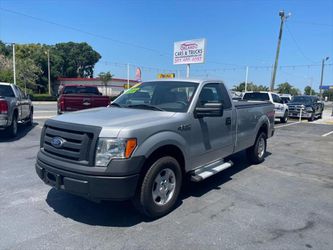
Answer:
0, 40, 102, 94
0, 53, 13, 82
98, 71, 114, 96
16, 58, 43, 94
304, 85, 317, 95
232, 82, 269, 92
54, 42, 101, 78
277, 82, 300, 96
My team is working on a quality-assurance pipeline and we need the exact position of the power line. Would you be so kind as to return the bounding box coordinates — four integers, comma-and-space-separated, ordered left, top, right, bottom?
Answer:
292, 21, 333, 27
0, 7, 170, 57
285, 23, 317, 64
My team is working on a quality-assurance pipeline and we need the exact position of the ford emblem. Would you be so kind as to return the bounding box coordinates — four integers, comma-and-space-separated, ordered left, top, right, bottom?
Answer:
51, 137, 66, 148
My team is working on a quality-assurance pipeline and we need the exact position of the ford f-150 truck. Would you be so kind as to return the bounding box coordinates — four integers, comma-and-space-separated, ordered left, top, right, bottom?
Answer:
0, 82, 33, 137
36, 80, 274, 218
57, 84, 110, 114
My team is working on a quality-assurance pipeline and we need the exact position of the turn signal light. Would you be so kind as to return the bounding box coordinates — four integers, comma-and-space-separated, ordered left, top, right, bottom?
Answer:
125, 138, 137, 158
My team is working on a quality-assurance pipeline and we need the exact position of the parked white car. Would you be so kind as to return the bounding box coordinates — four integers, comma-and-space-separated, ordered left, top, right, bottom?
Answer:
243, 91, 289, 123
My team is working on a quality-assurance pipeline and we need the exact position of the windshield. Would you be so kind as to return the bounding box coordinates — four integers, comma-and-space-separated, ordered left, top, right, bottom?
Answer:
113, 81, 198, 112
243, 92, 269, 101
291, 96, 312, 105
0, 85, 15, 97
63, 86, 100, 95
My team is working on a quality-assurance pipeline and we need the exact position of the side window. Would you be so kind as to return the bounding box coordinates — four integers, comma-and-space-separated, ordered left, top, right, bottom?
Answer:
272, 94, 281, 103
197, 83, 220, 107
197, 83, 231, 109
13, 86, 22, 99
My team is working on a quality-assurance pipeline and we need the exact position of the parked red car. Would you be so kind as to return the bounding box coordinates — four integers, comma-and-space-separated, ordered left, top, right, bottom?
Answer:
57, 85, 110, 114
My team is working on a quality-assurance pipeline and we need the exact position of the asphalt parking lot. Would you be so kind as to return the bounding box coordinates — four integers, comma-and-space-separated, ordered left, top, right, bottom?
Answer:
0, 103, 332, 250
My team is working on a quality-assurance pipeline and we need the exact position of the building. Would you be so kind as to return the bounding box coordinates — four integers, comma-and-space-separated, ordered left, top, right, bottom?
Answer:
56, 77, 139, 97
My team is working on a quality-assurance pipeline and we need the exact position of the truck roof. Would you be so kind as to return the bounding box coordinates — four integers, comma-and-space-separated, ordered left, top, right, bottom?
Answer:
143, 79, 223, 84
0, 82, 13, 86
61, 84, 99, 87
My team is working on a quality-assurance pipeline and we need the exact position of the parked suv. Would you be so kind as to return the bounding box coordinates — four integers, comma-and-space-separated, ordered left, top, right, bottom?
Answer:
243, 91, 289, 123
287, 95, 324, 121
0, 82, 33, 137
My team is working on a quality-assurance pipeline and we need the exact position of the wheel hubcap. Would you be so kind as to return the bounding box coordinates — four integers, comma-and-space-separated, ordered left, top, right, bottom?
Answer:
257, 138, 265, 158
152, 168, 176, 206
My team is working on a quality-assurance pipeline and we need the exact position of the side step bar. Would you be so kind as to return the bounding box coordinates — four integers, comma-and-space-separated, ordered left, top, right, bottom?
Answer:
190, 160, 233, 182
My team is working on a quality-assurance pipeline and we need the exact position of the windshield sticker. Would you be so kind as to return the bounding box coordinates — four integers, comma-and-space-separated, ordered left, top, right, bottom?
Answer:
125, 87, 140, 94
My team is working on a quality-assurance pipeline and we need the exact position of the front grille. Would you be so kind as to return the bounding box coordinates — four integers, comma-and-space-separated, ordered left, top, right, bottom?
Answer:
288, 105, 303, 112
41, 120, 101, 166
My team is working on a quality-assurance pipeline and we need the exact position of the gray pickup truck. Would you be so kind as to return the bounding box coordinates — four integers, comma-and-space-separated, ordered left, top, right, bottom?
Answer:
0, 82, 33, 137
36, 79, 274, 217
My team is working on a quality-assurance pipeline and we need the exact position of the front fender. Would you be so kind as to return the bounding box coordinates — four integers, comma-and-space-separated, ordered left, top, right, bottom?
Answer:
133, 131, 189, 169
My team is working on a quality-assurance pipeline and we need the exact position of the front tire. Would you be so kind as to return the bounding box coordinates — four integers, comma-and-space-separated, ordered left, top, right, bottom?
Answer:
133, 156, 182, 218
247, 132, 267, 164
308, 113, 315, 122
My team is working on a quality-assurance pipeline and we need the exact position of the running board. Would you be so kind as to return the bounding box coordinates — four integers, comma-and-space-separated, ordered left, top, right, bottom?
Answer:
190, 160, 233, 182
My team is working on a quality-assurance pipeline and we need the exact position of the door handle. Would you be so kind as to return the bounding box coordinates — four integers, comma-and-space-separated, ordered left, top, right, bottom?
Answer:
226, 117, 231, 125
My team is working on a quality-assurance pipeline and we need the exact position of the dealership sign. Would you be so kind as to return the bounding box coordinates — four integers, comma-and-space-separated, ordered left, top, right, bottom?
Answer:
173, 39, 206, 65
157, 73, 175, 79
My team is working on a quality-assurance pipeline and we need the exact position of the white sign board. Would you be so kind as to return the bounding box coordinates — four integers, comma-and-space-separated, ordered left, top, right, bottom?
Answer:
173, 38, 206, 65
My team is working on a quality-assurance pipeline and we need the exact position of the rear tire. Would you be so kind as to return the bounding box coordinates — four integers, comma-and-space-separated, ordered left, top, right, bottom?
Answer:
132, 156, 182, 218
247, 132, 267, 164
27, 108, 33, 126
8, 114, 18, 138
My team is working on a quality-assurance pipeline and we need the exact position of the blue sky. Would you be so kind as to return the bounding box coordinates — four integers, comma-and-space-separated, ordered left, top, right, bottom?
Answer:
0, 0, 332, 91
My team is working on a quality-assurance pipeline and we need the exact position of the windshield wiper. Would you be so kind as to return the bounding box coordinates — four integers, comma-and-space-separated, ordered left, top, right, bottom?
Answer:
109, 102, 122, 108
127, 104, 165, 111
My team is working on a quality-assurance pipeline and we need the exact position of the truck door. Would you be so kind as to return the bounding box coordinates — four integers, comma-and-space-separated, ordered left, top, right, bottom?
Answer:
190, 82, 234, 169
12, 86, 25, 120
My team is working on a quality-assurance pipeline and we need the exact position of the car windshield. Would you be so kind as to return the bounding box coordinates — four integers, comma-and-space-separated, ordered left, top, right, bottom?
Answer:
63, 86, 100, 95
243, 92, 269, 101
113, 81, 198, 112
0, 85, 15, 97
280, 97, 290, 103
291, 96, 312, 105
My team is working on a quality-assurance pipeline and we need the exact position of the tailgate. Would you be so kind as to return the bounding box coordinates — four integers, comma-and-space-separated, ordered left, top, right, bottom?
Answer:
62, 95, 94, 111
91, 96, 110, 108
62, 95, 110, 111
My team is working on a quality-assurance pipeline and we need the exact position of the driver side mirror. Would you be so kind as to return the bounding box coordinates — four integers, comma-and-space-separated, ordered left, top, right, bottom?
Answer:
194, 102, 223, 118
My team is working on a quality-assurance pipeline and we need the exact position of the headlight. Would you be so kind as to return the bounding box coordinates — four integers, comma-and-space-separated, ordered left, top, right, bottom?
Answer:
306, 107, 313, 112
95, 138, 137, 167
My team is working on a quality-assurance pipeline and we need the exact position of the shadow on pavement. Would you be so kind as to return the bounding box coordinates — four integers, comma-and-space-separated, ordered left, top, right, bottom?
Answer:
45, 150, 272, 226
0, 122, 39, 143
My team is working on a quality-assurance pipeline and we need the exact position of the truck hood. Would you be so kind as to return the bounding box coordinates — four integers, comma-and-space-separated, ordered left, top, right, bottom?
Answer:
287, 102, 311, 107
50, 107, 176, 136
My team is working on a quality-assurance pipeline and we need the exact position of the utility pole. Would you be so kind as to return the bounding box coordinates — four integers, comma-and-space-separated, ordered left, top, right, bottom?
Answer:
245, 66, 249, 92
12, 43, 16, 85
270, 10, 291, 92
47, 50, 51, 95
186, 64, 190, 78
319, 57, 329, 100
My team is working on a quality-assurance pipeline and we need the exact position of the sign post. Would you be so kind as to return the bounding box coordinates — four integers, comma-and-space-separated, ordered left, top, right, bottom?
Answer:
173, 38, 206, 78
